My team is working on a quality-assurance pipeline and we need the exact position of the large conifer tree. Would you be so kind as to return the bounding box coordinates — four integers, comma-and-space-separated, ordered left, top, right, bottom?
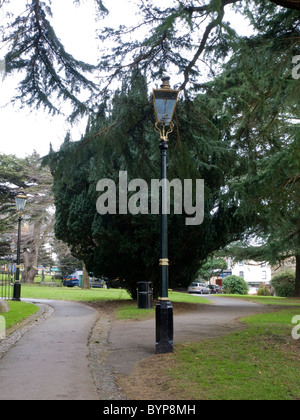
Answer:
48, 71, 248, 298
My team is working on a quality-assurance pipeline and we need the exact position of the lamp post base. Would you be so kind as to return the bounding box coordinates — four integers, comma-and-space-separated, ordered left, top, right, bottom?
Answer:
156, 299, 173, 354
12, 283, 21, 301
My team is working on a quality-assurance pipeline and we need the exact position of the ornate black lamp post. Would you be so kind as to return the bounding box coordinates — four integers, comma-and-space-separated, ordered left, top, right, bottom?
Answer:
13, 191, 27, 301
153, 76, 179, 354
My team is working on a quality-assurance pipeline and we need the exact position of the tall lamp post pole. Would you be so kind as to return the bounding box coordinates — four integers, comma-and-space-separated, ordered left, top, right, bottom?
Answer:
13, 191, 27, 301
153, 76, 179, 354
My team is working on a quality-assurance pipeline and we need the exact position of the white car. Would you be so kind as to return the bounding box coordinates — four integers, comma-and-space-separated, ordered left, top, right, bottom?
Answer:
188, 282, 211, 294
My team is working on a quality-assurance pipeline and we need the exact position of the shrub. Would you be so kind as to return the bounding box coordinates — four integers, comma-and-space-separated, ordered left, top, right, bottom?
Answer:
257, 283, 273, 296
271, 270, 295, 297
222, 275, 249, 295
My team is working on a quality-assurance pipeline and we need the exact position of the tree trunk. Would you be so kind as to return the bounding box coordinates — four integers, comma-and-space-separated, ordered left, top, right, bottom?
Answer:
22, 248, 38, 284
23, 266, 38, 284
294, 255, 300, 297
82, 262, 90, 289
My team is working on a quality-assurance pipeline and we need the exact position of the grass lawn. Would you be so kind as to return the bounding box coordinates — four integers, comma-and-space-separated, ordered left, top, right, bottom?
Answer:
116, 304, 155, 320
1, 301, 39, 330
160, 307, 300, 400
34, 275, 54, 283
169, 291, 211, 304
19, 284, 132, 301
222, 294, 300, 306
19, 285, 212, 303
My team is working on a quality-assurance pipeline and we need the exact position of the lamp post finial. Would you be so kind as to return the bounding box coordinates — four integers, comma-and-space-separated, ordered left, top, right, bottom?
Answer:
161, 76, 171, 90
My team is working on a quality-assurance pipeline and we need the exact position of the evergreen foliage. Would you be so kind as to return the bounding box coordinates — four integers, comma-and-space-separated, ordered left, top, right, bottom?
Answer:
2, 0, 298, 119
222, 275, 249, 294
201, 5, 300, 295
47, 72, 249, 298
271, 270, 296, 297
197, 257, 228, 281
2, 0, 104, 119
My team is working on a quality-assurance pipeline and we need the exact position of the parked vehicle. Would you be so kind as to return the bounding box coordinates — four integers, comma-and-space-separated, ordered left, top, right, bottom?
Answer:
188, 282, 211, 294
63, 271, 107, 288
63, 274, 80, 287
207, 284, 222, 294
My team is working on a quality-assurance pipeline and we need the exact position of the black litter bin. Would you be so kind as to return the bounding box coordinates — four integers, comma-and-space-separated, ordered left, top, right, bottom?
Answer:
137, 281, 153, 309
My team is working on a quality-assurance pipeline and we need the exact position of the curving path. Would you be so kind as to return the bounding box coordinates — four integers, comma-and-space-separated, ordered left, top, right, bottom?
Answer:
0, 299, 100, 400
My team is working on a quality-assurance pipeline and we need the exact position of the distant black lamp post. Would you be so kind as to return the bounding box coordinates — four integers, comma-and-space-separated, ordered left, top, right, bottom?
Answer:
13, 191, 27, 301
153, 76, 179, 354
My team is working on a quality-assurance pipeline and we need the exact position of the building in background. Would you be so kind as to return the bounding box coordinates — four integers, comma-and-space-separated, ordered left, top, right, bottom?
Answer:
230, 260, 272, 294
212, 258, 272, 294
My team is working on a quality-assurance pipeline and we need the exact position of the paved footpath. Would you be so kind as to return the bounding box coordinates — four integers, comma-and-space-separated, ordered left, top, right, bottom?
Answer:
0, 299, 100, 400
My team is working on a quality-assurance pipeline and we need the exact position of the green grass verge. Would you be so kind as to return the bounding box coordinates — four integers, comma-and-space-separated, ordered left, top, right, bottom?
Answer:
112, 292, 211, 320
169, 291, 211, 304
20, 285, 211, 304
34, 275, 55, 283
222, 294, 300, 306
164, 307, 300, 400
116, 305, 155, 320
20, 284, 131, 301
1, 301, 40, 330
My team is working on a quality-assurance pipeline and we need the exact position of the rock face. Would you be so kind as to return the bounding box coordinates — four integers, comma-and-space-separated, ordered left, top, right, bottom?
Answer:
0, 299, 9, 313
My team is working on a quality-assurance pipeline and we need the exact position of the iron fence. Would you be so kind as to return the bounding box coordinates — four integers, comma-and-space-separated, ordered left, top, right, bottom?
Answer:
0, 271, 13, 300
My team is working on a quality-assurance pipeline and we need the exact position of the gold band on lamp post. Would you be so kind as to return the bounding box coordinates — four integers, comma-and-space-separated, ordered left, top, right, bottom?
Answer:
159, 259, 169, 266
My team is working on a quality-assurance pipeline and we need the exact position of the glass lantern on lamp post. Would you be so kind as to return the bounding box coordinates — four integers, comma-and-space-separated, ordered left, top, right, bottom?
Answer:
153, 76, 180, 354
13, 191, 27, 301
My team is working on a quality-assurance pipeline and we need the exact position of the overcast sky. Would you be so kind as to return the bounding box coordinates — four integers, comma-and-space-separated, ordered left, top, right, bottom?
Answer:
0, 0, 250, 159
